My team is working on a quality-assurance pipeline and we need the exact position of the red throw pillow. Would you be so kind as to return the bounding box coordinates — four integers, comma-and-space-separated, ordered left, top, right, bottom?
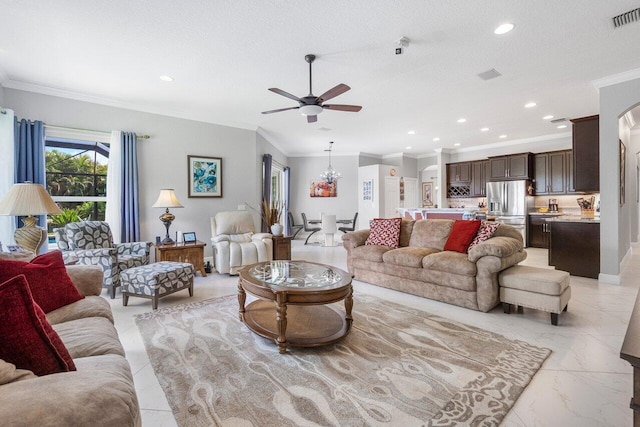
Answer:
444, 220, 482, 253
0, 275, 76, 376
365, 218, 402, 248
0, 251, 84, 313
468, 221, 501, 251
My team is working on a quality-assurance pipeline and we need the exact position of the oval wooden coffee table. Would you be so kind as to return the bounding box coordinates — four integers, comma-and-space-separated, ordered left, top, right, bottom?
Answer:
238, 260, 353, 354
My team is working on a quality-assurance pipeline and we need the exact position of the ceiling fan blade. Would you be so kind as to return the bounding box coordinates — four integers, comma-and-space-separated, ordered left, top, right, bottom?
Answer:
317, 84, 350, 102
261, 106, 299, 114
268, 88, 302, 102
323, 104, 362, 112
307, 115, 318, 123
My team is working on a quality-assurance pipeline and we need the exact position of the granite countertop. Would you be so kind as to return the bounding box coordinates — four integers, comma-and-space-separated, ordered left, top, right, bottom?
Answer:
545, 215, 600, 223
528, 212, 563, 216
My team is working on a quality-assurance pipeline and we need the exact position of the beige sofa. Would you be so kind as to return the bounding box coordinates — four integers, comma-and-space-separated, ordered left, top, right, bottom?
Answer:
342, 219, 526, 312
0, 264, 141, 427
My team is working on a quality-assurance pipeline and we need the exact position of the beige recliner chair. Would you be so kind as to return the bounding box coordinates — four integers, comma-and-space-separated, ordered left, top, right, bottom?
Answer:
210, 211, 273, 274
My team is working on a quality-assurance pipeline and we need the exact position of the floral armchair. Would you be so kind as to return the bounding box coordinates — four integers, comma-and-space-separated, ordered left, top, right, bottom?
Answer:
54, 221, 152, 299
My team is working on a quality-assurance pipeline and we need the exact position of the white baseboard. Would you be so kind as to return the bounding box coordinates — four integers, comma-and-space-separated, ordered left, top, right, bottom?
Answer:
598, 273, 621, 284
621, 246, 632, 269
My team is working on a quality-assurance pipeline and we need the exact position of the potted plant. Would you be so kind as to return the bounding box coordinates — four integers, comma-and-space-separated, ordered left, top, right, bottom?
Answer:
247, 199, 284, 235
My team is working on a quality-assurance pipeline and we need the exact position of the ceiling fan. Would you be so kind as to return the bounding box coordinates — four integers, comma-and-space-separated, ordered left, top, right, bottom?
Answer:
262, 54, 362, 123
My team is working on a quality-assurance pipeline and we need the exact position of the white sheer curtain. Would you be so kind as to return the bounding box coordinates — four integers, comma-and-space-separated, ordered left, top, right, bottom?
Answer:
105, 130, 122, 243
0, 109, 16, 249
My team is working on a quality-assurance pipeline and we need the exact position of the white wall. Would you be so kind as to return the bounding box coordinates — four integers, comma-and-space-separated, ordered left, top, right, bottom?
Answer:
4, 88, 269, 258
288, 154, 359, 224
598, 76, 640, 279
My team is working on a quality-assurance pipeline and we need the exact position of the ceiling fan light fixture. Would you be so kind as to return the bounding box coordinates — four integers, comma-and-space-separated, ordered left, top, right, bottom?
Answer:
299, 104, 323, 116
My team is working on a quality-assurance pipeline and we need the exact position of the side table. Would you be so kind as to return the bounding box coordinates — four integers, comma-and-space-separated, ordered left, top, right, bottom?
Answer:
154, 241, 207, 276
272, 235, 292, 260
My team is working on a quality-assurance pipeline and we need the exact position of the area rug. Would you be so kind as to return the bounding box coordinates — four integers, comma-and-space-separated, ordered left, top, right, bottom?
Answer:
135, 294, 550, 427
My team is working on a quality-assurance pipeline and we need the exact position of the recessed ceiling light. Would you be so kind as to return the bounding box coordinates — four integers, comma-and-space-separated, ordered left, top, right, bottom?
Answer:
494, 23, 515, 35
480, 127, 489, 132
433, 137, 440, 142
557, 125, 567, 129
543, 115, 554, 120
524, 102, 537, 108
454, 143, 461, 147
406, 146, 412, 150
159, 75, 174, 82
408, 130, 415, 135
457, 118, 467, 123
499, 134, 507, 139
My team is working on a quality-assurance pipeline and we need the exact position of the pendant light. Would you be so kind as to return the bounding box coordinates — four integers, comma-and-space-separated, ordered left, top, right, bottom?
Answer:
320, 141, 341, 184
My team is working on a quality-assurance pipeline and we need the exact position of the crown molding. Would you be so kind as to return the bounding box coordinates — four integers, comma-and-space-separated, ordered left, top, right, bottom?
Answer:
256, 127, 291, 157
417, 152, 438, 159
592, 67, 640, 89
453, 131, 571, 153
3, 79, 258, 132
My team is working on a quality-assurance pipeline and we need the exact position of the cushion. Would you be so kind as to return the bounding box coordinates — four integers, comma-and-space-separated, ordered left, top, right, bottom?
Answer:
0, 359, 37, 385
0, 275, 76, 376
0, 251, 84, 313
422, 251, 478, 276
365, 218, 402, 248
499, 265, 570, 296
215, 211, 256, 235
444, 220, 482, 253
408, 219, 454, 250
350, 245, 390, 262
468, 221, 501, 251
382, 247, 440, 268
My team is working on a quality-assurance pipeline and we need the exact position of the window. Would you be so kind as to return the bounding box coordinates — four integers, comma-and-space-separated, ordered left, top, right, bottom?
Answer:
45, 137, 109, 235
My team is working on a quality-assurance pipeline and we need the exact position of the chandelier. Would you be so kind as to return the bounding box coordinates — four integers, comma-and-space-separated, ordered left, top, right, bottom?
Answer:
320, 141, 341, 184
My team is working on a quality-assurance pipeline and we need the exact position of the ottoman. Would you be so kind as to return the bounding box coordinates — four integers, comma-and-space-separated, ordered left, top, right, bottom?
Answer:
121, 261, 194, 309
499, 265, 571, 326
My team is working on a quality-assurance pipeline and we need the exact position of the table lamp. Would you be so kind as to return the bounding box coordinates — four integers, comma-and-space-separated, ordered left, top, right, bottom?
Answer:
152, 189, 183, 245
0, 182, 62, 253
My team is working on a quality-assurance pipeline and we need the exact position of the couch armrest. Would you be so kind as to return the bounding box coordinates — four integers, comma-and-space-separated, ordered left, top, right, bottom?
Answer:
71, 248, 117, 259
342, 229, 370, 249
65, 265, 104, 296
212, 234, 230, 243
252, 232, 272, 240
116, 242, 152, 256
467, 236, 524, 262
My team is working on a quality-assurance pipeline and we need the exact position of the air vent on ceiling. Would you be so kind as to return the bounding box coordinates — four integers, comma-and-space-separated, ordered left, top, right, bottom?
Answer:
612, 7, 640, 28
550, 117, 568, 123
317, 127, 332, 132
477, 68, 502, 81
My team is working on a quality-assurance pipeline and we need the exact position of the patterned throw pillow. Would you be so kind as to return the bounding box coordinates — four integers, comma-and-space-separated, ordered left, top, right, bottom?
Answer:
365, 218, 402, 248
468, 221, 501, 251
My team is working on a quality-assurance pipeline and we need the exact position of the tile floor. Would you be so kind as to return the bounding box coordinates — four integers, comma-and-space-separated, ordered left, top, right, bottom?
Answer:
108, 242, 638, 427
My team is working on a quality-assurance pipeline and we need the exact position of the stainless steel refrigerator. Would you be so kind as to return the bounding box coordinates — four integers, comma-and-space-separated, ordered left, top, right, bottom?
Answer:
486, 180, 533, 246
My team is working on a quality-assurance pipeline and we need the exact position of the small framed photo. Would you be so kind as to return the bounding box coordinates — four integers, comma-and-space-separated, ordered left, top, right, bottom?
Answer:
363, 179, 373, 201
188, 155, 222, 198
422, 182, 434, 207
7, 244, 23, 253
183, 232, 197, 244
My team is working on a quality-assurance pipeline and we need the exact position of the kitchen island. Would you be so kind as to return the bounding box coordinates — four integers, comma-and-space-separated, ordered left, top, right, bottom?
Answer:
547, 216, 600, 279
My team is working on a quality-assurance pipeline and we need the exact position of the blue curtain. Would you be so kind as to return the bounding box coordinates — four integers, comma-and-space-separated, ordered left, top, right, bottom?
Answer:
262, 154, 272, 232
120, 132, 140, 242
284, 167, 290, 235
14, 119, 46, 248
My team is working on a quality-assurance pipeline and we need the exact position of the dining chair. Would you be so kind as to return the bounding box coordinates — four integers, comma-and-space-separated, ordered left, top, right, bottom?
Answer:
338, 212, 359, 233
301, 213, 321, 245
288, 212, 304, 239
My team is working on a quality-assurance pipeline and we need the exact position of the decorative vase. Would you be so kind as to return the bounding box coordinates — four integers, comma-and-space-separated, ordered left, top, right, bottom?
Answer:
270, 223, 283, 236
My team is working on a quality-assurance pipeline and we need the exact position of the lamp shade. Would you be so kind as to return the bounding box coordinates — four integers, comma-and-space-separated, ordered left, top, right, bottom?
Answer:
152, 189, 183, 208
0, 183, 61, 216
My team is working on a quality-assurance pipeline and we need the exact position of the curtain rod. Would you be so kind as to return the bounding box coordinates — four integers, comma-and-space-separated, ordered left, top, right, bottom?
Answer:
44, 124, 150, 139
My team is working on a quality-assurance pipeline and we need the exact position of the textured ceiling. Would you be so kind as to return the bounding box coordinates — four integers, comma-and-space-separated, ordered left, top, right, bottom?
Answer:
1, 1, 639, 156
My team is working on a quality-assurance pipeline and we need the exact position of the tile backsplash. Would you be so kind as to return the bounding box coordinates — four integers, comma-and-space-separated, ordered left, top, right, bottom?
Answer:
446, 194, 600, 213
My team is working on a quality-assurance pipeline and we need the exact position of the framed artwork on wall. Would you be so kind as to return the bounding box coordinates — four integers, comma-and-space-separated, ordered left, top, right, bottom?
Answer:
422, 182, 434, 207
310, 180, 337, 197
188, 155, 222, 198
363, 179, 373, 201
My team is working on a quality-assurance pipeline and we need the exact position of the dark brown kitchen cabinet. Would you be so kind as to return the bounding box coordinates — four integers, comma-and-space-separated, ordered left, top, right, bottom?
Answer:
571, 115, 599, 192
488, 153, 533, 181
447, 162, 471, 183
565, 150, 576, 193
548, 220, 600, 279
534, 151, 566, 195
528, 215, 561, 248
471, 160, 489, 197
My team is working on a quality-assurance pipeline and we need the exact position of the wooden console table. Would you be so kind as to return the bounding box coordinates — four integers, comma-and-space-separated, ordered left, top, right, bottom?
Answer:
272, 235, 292, 260
154, 241, 207, 276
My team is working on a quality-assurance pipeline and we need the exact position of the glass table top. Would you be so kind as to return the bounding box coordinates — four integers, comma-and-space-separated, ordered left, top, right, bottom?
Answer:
247, 261, 344, 289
